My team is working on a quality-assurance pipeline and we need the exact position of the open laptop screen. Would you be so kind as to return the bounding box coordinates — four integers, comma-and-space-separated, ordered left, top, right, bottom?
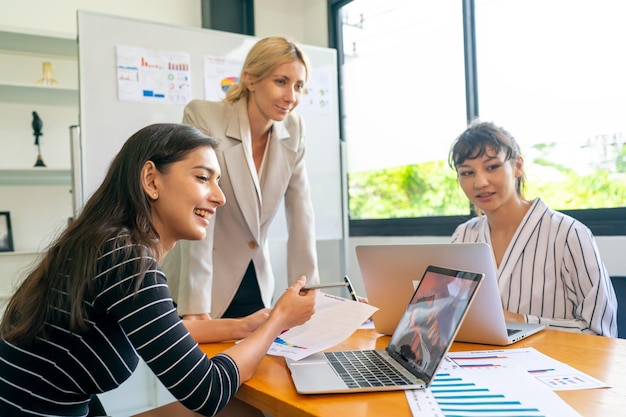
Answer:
387, 266, 483, 380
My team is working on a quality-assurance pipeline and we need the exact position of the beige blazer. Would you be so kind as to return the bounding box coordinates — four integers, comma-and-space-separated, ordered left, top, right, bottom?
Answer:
161, 99, 319, 317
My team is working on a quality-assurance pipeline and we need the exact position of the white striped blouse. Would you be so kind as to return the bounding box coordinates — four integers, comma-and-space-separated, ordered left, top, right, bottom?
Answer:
451, 198, 617, 337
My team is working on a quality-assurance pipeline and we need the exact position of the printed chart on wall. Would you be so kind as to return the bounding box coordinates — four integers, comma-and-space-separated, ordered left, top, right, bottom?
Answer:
297, 69, 332, 115
203, 55, 242, 101
116, 45, 191, 104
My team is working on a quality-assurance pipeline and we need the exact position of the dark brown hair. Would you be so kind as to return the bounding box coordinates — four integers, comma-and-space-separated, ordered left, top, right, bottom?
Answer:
449, 120, 526, 196
0, 124, 218, 344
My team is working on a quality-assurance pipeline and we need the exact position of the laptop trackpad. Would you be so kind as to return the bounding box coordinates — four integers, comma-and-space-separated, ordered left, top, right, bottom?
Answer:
288, 360, 347, 392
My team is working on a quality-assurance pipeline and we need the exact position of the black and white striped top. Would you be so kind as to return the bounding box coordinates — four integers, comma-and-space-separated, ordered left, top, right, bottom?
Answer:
0, 236, 239, 416
451, 198, 618, 337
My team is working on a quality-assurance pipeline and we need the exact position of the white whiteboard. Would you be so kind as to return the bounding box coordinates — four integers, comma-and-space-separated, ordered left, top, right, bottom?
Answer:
77, 10, 342, 240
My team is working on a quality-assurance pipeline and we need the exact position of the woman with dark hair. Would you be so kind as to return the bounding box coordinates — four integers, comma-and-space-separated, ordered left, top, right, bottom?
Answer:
0, 123, 315, 416
449, 120, 617, 337
163, 36, 320, 321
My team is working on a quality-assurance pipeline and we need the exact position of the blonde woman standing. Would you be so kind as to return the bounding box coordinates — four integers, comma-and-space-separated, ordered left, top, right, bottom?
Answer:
163, 37, 319, 321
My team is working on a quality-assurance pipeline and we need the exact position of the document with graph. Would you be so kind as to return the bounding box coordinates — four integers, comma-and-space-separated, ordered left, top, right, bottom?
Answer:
267, 291, 378, 361
406, 367, 583, 417
439, 347, 608, 391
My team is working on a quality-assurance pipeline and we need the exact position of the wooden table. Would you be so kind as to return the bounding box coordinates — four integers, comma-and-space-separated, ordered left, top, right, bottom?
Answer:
199, 329, 626, 417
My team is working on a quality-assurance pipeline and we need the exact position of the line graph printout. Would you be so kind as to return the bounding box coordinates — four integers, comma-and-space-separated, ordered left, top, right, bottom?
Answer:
439, 347, 608, 391
406, 367, 583, 417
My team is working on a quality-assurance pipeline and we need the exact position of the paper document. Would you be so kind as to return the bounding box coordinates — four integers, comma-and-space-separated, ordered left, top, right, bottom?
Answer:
440, 347, 608, 391
267, 291, 378, 360
406, 367, 583, 417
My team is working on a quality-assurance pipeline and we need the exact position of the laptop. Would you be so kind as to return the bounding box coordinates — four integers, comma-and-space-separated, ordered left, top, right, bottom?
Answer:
285, 265, 483, 394
356, 243, 545, 345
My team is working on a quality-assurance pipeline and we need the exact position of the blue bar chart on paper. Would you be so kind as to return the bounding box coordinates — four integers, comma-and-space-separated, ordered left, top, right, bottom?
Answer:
406, 367, 583, 417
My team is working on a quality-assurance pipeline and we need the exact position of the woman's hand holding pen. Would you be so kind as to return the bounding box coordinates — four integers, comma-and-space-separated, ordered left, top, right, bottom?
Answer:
271, 275, 316, 329
224, 276, 315, 382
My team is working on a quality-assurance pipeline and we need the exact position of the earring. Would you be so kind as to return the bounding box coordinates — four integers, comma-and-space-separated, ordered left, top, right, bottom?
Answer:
152, 192, 158, 199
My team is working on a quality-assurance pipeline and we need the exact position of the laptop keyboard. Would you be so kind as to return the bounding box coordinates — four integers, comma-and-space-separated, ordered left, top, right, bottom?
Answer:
324, 350, 414, 388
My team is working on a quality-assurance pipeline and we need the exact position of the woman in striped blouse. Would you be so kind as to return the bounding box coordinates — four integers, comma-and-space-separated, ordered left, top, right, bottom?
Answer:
449, 120, 617, 337
0, 123, 316, 416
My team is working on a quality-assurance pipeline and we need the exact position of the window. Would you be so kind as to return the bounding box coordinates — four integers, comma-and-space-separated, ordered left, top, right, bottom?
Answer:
330, 0, 626, 236
475, 0, 626, 212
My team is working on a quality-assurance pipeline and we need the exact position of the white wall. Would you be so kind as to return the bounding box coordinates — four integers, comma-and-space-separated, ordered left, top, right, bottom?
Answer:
0, 0, 329, 46
255, 0, 328, 46
0, 0, 203, 35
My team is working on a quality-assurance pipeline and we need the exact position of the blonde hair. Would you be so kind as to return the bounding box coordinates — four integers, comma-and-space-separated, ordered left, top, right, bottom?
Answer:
224, 36, 310, 104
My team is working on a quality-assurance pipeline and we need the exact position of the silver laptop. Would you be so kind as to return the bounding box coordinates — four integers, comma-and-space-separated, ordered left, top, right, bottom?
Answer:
356, 243, 545, 345
285, 265, 484, 394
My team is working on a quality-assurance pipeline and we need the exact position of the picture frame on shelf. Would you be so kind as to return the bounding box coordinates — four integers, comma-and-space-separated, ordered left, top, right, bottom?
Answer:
0, 212, 14, 252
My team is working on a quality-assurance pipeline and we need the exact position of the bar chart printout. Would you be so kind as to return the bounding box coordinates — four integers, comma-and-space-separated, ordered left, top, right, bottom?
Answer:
406, 367, 583, 417
441, 348, 608, 391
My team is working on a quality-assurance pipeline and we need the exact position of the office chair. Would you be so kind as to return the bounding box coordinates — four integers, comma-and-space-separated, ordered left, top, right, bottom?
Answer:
610, 276, 626, 339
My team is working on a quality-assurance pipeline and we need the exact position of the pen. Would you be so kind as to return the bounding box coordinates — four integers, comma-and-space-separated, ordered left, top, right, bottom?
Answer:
302, 282, 348, 290
343, 275, 359, 302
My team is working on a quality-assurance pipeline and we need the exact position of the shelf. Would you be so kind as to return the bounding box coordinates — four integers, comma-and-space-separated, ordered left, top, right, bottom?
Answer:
0, 168, 71, 186
0, 27, 76, 58
0, 83, 78, 106
0, 28, 78, 262
0, 250, 40, 257
0, 30, 79, 98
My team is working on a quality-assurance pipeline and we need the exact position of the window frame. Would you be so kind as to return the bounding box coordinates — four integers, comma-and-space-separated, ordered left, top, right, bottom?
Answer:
328, 0, 626, 237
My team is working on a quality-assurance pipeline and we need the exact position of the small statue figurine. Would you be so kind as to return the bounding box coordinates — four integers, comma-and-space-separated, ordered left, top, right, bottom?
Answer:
32, 111, 46, 167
